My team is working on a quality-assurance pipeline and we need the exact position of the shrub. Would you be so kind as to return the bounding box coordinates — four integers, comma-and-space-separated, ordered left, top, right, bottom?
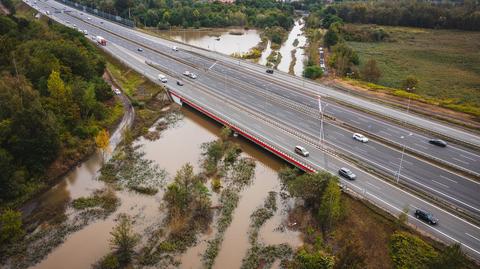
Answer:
389, 231, 438, 269
303, 65, 323, 79
0, 209, 25, 246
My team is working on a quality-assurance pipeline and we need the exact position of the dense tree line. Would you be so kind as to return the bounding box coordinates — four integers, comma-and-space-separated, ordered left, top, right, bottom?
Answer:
76, 0, 295, 29
326, 1, 480, 31
0, 15, 114, 205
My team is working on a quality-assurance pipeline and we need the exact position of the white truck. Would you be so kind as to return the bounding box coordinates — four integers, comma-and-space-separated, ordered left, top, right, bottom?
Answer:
96, 36, 106, 46
158, 74, 167, 83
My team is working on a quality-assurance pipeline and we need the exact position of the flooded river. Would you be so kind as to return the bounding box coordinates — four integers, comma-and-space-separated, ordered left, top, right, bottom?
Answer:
28, 106, 301, 269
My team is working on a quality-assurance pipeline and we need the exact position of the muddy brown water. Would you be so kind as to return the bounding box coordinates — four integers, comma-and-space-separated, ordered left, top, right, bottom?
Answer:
158, 28, 262, 56
276, 19, 306, 76
28, 106, 301, 269
156, 20, 306, 76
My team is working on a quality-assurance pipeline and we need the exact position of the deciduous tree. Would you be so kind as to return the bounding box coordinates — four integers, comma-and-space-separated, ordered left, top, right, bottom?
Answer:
96, 129, 110, 160
361, 59, 381, 83
110, 214, 140, 265
0, 209, 25, 246
318, 180, 342, 231
402, 75, 419, 91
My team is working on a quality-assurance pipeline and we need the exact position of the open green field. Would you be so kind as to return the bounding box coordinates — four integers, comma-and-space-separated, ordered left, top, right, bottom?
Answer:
347, 25, 480, 111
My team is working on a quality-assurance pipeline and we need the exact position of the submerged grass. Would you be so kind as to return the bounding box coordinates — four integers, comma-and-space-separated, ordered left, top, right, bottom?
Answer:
241, 192, 294, 269
201, 130, 257, 268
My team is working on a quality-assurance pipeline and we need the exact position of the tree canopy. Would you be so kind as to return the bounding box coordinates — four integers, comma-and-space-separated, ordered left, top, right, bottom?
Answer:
76, 0, 295, 29
0, 15, 114, 206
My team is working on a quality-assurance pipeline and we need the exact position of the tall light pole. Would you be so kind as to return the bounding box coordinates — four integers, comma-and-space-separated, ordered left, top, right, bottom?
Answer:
318, 96, 328, 149
396, 135, 406, 184
396, 87, 414, 184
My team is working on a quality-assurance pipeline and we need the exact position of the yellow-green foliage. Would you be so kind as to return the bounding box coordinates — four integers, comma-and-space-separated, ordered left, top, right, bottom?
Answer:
389, 231, 438, 269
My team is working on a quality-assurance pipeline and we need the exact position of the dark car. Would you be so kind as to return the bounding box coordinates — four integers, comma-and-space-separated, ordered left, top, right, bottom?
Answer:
266, 69, 274, 74
414, 209, 438, 225
176, 81, 184, 86
338, 167, 356, 180
429, 139, 447, 147
137, 48, 143, 52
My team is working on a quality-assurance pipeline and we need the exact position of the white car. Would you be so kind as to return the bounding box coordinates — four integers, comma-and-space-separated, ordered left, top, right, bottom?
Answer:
294, 145, 309, 157
183, 71, 191, 76
87, 17, 91, 20
172, 46, 178, 51
158, 74, 167, 83
113, 88, 121, 95
189, 73, 197, 79
353, 133, 369, 143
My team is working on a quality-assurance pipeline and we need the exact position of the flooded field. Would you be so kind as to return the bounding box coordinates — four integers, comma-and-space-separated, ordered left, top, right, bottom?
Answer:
276, 19, 307, 76
153, 18, 306, 76
26, 106, 301, 269
158, 28, 262, 56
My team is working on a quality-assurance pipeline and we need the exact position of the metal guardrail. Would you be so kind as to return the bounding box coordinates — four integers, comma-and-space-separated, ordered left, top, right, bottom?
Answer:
54, 0, 134, 27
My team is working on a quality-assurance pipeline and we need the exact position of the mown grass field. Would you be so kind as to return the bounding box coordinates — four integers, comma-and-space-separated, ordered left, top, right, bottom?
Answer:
347, 24, 480, 111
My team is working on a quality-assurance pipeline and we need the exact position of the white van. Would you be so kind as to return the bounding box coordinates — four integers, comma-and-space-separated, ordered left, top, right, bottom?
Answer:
158, 74, 167, 83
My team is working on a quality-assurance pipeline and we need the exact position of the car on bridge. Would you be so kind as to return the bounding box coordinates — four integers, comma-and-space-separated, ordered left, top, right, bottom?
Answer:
184, 71, 197, 79
429, 139, 447, 147
353, 133, 369, 143
294, 146, 309, 157
338, 167, 356, 180
414, 209, 438, 225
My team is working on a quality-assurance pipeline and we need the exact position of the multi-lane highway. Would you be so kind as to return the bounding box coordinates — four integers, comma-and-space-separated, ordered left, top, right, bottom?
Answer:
28, 0, 480, 260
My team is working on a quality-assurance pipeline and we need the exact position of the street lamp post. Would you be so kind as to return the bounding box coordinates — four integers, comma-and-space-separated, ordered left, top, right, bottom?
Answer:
396, 136, 406, 184
318, 96, 328, 149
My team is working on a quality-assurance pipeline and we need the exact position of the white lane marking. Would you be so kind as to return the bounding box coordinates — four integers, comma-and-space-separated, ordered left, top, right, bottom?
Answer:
432, 179, 450, 189
208, 61, 218, 70
389, 161, 399, 166
453, 157, 470, 165
366, 182, 381, 190
356, 117, 368, 122
379, 130, 392, 137
466, 233, 480, 243
359, 157, 480, 213
364, 190, 480, 256
365, 144, 376, 150
451, 146, 480, 158
413, 143, 429, 150
459, 154, 478, 162
440, 175, 458, 184
355, 147, 367, 154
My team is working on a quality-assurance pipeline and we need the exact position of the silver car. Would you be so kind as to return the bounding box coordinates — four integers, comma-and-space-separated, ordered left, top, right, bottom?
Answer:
294, 145, 309, 157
